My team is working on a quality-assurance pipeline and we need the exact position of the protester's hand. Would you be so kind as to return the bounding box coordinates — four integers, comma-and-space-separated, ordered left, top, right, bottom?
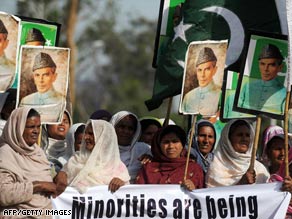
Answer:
53, 171, 68, 198
238, 169, 256, 185
108, 177, 125, 193
138, 154, 153, 165
181, 179, 196, 191
281, 176, 292, 193
33, 181, 57, 197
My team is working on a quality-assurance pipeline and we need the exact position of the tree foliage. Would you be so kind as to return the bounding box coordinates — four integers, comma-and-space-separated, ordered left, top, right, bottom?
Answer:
16, 0, 186, 127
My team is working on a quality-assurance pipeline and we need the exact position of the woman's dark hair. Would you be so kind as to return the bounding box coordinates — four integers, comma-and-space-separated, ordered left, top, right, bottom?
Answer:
266, 136, 284, 154
27, 108, 40, 118
74, 124, 85, 140
159, 125, 186, 146
140, 118, 162, 132
228, 120, 250, 140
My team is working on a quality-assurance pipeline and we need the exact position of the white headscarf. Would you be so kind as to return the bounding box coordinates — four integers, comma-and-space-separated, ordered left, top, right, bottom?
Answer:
63, 120, 130, 194
206, 119, 269, 187
110, 111, 151, 182
58, 123, 85, 165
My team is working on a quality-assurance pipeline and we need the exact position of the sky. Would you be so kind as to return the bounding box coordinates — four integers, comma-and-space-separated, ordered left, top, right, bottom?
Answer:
118, 0, 160, 23
0, 0, 161, 24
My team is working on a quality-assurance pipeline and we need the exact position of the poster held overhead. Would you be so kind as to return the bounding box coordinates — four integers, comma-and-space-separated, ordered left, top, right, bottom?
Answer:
17, 46, 70, 124
0, 12, 20, 93
179, 40, 227, 117
234, 30, 288, 120
220, 70, 256, 122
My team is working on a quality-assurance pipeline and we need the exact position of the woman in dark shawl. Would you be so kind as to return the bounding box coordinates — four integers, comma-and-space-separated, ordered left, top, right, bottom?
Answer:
135, 125, 204, 191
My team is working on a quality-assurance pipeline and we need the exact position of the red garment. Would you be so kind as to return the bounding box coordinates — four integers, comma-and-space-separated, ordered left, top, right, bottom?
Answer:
135, 125, 204, 188
136, 157, 204, 188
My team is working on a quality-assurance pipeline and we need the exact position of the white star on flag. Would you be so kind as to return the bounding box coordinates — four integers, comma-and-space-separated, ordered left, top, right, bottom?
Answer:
172, 19, 192, 43
45, 39, 52, 46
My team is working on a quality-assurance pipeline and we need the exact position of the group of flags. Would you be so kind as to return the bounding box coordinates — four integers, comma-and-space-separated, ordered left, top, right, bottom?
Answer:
146, 0, 290, 113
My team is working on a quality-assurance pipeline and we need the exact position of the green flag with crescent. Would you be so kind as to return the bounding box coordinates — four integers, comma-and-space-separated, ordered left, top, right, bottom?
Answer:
146, 0, 285, 110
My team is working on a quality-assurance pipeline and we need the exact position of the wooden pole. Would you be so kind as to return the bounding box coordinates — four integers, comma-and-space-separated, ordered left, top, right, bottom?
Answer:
248, 115, 261, 171
163, 97, 173, 127
284, 91, 291, 177
184, 115, 197, 180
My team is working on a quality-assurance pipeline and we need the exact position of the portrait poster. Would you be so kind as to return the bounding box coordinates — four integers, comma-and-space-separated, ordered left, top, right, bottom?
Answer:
0, 12, 21, 93
11, 16, 61, 89
152, 0, 185, 68
179, 40, 228, 116
220, 70, 256, 122
17, 46, 70, 124
234, 31, 288, 120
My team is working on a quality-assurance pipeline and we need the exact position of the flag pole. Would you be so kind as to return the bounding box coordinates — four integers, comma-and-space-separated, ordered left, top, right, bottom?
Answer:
163, 97, 173, 127
284, 91, 291, 177
184, 115, 197, 180
248, 115, 261, 171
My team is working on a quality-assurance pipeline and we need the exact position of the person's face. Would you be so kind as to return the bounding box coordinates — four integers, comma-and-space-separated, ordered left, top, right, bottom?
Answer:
140, 124, 159, 145
74, 133, 84, 152
197, 126, 215, 157
84, 123, 95, 151
22, 116, 41, 146
47, 112, 70, 140
0, 34, 8, 56
33, 67, 57, 93
229, 125, 251, 153
115, 115, 136, 146
196, 61, 217, 87
160, 132, 183, 159
259, 58, 283, 81
267, 138, 285, 168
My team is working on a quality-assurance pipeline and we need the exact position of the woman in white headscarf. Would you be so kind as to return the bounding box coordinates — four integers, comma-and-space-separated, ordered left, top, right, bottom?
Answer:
110, 111, 151, 183
0, 107, 58, 217
58, 123, 85, 165
57, 120, 130, 194
206, 119, 270, 187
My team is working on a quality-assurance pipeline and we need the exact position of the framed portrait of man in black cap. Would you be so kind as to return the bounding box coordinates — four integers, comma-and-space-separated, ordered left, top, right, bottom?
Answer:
220, 70, 256, 122
234, 30, 288, 119
0, 12, 20, 93
17, 46, 70, 124
179, 40, 228, 117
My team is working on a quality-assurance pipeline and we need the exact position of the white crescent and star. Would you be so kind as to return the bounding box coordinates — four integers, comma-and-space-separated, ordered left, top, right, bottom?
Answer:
172, 19, 192, 43
172, 6, 245, 68
201, 6, 245, 67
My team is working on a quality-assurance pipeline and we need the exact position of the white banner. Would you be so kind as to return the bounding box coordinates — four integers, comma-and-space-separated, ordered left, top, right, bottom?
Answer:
50, 182, 290, 219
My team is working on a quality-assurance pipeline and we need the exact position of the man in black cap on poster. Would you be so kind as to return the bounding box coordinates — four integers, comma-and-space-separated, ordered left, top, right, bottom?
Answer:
19, 52, 65, 122
181, 47, 221, 116
238, 43, 286, 114
0, 18, 15, 92
25, 28, 46, 46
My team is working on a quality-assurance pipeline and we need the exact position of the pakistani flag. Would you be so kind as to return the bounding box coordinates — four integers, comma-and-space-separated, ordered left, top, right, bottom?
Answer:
146, 0, 287, 110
